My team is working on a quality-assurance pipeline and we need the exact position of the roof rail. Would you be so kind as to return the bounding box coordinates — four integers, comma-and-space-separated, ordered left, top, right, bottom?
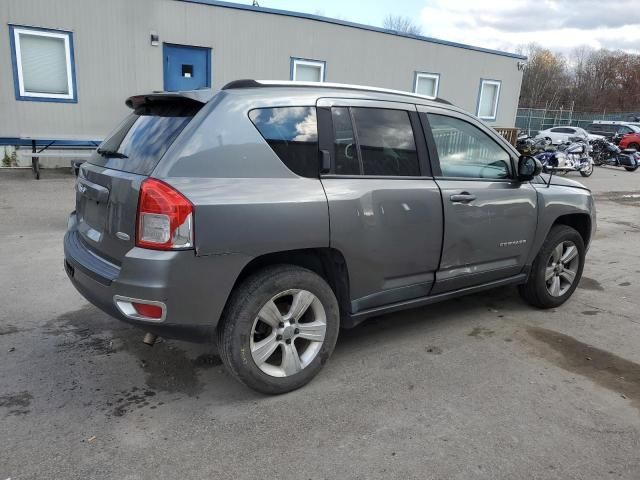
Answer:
221, 79, 454, 106
221, 79, 263, 90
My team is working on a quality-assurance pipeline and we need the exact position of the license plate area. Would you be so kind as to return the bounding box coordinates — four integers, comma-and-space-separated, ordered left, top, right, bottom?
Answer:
78, 201, 106, 242
76, 178, 111, 243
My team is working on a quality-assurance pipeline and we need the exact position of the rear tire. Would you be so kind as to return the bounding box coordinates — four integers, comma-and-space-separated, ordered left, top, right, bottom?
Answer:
624, 166, 638, 172
519, 225, 585, 309
218, 265, 339, 394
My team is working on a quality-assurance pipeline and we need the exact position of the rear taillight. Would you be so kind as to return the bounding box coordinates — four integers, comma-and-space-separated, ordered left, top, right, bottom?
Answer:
136, 179, 193, 250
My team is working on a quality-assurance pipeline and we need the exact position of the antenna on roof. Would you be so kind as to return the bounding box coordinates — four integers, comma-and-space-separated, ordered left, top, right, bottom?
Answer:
252, 0, 259, 6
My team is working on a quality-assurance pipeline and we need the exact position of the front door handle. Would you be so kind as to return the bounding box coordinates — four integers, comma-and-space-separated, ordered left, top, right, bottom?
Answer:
449, 192, 476, 203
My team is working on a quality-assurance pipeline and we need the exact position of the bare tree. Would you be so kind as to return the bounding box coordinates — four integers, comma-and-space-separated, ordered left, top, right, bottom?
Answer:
518, 43, 640, 113
383, 14, 422, 36
518, 44, 568, 109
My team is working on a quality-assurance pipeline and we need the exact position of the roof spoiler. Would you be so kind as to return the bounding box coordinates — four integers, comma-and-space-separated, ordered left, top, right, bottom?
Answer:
125, 90, 215, 109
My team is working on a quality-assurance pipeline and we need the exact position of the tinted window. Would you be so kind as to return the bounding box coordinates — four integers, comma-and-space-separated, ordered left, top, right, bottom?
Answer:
331, 107, 360, 175
92, 101, 200, 175
617, 126, 632, 134
428, 114, 511, 179
351, 108, 420, 176
249, 107, 319, 178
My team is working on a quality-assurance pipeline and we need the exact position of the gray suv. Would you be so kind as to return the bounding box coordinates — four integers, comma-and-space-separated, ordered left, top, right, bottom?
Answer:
64, 80, 596, 394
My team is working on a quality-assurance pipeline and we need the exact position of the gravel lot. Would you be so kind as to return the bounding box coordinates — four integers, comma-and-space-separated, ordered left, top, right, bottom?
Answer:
1, 166, 640, 479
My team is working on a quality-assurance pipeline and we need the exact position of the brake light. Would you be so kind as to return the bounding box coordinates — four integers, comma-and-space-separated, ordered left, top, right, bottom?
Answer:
136, 179, 193, 250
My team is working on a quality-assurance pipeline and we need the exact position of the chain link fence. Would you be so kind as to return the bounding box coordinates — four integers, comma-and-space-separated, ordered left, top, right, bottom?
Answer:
515, 108, 640, 136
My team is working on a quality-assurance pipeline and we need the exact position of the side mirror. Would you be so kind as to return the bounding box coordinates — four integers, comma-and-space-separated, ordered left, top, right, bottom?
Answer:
517, 155, 542, 181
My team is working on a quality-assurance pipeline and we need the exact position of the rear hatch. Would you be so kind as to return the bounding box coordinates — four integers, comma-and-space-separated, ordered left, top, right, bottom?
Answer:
75, 94, 204, 265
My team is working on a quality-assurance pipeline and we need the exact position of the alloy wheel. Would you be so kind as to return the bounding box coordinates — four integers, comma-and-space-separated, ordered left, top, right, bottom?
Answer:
545, 240, 580, 297
250, 289, 327, 377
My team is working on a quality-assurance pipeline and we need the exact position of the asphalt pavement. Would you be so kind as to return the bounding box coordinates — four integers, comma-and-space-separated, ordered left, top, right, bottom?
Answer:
1, 166, 640, 479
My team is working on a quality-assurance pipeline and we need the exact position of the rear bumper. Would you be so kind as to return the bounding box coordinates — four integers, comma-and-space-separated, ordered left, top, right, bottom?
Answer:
64, 213, 249, 342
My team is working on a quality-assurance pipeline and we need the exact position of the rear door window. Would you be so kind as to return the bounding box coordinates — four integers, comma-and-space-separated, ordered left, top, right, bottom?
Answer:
331, 107, 360, 175
351, 108, 420, 176
328, 107, 420, 177
249, 107, 319, 178
92, 101, 200, 175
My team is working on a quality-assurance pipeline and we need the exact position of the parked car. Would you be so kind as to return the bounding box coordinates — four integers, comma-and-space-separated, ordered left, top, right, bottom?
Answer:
64, 80, 596, 394
585, 121, 640, 140
618, 132, 640, 151
535, 126, 603, 144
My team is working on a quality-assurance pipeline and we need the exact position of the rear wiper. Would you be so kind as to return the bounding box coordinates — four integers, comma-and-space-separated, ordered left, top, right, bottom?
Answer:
97, 148, 128, 159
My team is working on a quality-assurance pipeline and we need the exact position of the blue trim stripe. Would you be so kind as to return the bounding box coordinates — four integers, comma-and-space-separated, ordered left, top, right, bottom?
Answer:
8, 24, 78, 104
176, 0, 527, 60
0, 138, 101, 147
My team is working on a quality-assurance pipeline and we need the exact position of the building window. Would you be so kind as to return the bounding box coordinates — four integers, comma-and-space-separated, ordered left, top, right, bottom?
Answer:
9, 25, 77, 102
291, 58, 325, 82
477, 79, 501, 121
414, 72, 439, 99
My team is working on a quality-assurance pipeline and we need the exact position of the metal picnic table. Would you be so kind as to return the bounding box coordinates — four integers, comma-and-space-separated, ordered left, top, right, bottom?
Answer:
6, 136, 102, 179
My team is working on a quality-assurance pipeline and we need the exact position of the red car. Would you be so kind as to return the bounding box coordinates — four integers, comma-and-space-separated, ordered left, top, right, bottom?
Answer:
619, 133, 640, 150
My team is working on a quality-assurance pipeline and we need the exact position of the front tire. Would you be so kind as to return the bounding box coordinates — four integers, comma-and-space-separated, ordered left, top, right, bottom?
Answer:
519, 225, 585, 308
624, 166, 638, 172
580, 162, 594, 177
218, 265, 339, 394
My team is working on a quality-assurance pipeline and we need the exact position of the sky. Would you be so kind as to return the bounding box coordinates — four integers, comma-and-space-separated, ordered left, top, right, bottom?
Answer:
239, 0, 640, 55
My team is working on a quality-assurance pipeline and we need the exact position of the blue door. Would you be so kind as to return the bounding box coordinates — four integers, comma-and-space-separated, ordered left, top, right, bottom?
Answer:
163, 44, 211, 92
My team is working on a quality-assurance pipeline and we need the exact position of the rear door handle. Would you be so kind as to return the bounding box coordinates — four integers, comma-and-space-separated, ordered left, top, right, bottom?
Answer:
449, 192, 476, 203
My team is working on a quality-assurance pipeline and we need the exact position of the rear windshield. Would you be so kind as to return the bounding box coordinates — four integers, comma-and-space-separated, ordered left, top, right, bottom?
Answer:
90, 101, 201, 175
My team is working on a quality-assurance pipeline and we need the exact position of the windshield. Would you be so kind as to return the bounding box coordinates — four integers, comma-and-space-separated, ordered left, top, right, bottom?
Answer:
90, 101, 201, 175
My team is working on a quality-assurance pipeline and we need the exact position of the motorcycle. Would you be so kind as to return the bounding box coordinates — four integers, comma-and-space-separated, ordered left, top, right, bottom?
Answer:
534, 136, 594, 177
516, 134, 552, 156
590, 135, 639, 172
